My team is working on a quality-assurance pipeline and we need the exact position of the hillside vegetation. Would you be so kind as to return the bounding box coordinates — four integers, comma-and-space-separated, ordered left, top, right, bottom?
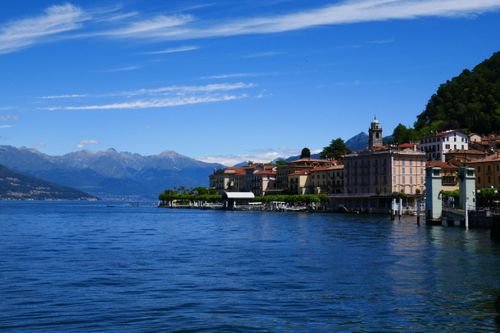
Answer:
415, 51, 500, 134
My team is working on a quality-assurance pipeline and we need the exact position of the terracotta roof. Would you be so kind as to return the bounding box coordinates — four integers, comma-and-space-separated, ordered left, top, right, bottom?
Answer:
309, 165, 344, 172
289, 158, 334, 164
288, 170, 311, 176
224, 167, 246, 175
397, 143, 419, 150
468, 154, 500, 164
426, 161, 458, 170
254, 170, 277, 175
446, 149, 486, 155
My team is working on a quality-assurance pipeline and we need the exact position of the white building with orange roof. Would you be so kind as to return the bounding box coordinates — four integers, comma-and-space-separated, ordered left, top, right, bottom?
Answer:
419, 130, 469, 162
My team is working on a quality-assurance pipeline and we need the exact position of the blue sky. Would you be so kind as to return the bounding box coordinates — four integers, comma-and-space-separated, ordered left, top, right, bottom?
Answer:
0, 0, 499, 165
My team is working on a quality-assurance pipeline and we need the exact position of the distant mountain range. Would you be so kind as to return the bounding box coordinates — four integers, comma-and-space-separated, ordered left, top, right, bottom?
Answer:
0, 164, 97, 200
0, 146, 222, 200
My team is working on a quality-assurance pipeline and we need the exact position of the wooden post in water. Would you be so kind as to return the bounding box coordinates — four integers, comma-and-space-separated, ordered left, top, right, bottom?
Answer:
416, 198, 421, 225
492, 216, 500, 243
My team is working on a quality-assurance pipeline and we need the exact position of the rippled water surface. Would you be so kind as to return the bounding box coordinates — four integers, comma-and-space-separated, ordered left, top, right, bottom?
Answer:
1, 201, 500, 332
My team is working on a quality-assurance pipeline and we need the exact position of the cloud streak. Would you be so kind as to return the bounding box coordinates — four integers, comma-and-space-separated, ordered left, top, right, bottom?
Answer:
76, 139, 100, 149
198, 147, 303, 166
141, 45, 200, 55
0, 115, 19, 121
101, 0, 500, 41
47, 94, 246, 111
101, 65, 142, 73
0, 3, 90, 54
43, 82, 254, 111
2, 1, 500, 54
117, 82, 254, 97
41, 94, 87, 99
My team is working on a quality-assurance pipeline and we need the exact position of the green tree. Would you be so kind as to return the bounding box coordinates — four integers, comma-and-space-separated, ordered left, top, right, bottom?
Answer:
392, 123, 418, 144
321, 138, 351, 159
300, 147, 311, 159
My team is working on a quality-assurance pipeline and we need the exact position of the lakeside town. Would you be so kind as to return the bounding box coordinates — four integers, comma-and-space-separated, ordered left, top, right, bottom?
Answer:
159, 117, 500, 220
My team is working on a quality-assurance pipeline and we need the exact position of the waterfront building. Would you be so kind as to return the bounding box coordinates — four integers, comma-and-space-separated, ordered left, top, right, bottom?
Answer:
209, 167, 246, 192
343, 144, 426, 196
419, 130, 469, 162
287, 165, 344, 195
309, 165, 344, 194
288, 169, 312, 194
251, 168, 278, 196
331, 145, 426, 212
329, 119, 426, 213
276, 158, 336, 191
468, 153, 500, 189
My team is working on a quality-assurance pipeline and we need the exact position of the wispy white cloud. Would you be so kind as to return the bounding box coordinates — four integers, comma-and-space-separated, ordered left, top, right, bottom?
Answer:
76, 139, 100, 149
102, 14, 194, 38
117, 82, 254, 97
41, 94, 87, 99
198, 147, 303, 166
46, 94, 247, 111
197, 72, 277, 80
41, 82, 255, 111
0, 125, 13, 129
0, 3, 90, 54
141, 45, 200, 55
0, 115, 19, 121
368, 38, 395, 44
242, 51, 283, 58
2, 1, 500, 54
101, 65, 142, 73
100, 0, 500, 41
172, 3, 217, 13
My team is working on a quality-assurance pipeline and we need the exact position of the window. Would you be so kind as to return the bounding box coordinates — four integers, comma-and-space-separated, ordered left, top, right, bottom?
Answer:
445, 144, 450, 149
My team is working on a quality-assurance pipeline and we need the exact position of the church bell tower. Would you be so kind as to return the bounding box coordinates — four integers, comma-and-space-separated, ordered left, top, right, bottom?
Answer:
369, 117, 383, 149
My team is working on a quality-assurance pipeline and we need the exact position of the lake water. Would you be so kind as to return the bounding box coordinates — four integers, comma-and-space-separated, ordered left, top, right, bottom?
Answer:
1, 201, 500, 332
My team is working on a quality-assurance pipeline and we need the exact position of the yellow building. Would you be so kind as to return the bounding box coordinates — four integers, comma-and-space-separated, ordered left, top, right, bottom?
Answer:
276, 158, 336, 191
309, 165, 344, 194
209, 167, 246, 192
288, 170, 311, 194
468, 153, 500, 189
